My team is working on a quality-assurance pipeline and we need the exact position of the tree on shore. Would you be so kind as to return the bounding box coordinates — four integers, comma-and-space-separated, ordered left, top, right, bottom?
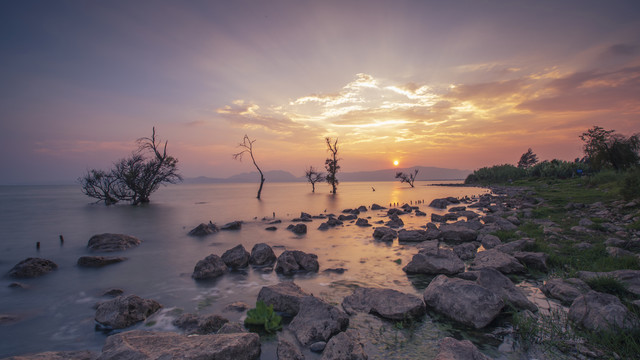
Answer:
304, 166, 325, 193
395, 169, 419, 187
325, 137, 340, 194
517, 148, 539, 169
79, 127, 182, 205
233, 135, 265, 199
579, 126, 640, 171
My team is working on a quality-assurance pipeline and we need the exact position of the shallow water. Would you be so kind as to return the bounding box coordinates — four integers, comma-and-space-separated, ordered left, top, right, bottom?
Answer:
0, 181, 494, 358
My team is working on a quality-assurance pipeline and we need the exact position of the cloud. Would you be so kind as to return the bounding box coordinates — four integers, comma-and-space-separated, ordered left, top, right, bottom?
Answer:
606, 43, 639, 57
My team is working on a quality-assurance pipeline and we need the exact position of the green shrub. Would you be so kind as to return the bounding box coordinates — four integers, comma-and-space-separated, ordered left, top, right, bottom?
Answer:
620, 167, 640, 201
465, 164, 526, 184
244, 300, 282, 333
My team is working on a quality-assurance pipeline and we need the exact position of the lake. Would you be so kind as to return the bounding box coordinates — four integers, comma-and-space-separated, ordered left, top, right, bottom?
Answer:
0, 181, 493, 359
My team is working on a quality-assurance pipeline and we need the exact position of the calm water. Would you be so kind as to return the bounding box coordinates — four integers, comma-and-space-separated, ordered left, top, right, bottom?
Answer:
0, 181, 492, 359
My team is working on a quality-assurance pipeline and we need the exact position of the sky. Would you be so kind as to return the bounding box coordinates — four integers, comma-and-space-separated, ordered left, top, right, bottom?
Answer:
1, 0, 639, 184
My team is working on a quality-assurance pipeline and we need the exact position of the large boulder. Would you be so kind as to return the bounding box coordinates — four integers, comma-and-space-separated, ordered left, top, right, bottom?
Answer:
192, 254, 228, 280
469, 249, 525, 274
468, 268, 537, 312
275, 251, 319, 275
540, 278, 590, 306
478, 234, 502, 249
372, 227, 397, 242
249, 243, 276, 266
438, 224, 477, 244
423, 275, 504, 329
8, 258, 58, 278
221, 244, 250, 269
513, 252, 548, 272
434, 337, 491, 360
289, 296, 349, 346
568, 290, 639, 332
97, 330, 260, 360
341, 287, 425, 321
321, 329, 368, 360
172, 313, 229, 335
257, 282, 310, 316
77, 256, 127, 268
87, 233, 141, 252
95, 294, 162, 330
403, 249, 465, 275
397, 229, 429, 242
3, 351, 98, 360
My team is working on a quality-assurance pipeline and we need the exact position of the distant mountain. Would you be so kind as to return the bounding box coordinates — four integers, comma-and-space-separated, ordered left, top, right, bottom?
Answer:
184, 166, 470, 184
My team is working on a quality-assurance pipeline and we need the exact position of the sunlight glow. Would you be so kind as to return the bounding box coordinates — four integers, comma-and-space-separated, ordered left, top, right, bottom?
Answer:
393, 160, 399, 166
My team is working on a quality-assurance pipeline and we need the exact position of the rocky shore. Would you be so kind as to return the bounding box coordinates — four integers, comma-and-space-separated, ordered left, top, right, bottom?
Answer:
3, 184, 640, 359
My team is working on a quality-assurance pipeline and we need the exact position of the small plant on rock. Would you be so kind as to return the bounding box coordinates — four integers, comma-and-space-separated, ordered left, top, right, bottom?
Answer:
244, 300, 282, 333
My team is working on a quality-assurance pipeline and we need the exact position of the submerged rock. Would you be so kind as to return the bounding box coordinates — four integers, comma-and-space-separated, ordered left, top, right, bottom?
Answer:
77, 256, 127, 268
355, 218, 371, 227
403, 249, 465, 275
435, 337, 491, 360
188, 222, 218, 236
372, 227, 397, 241
192, 254, 228, 280
249, 243, 276, 266
287, 223, 308, 235
172, 313, 229, 335
87, 233, 141, 252
321, 329, 368, 360
257, 282, 310, 316
95, 294, 161, 330
221, 244, 250, 269
221, 221, 242, 230
341, 287, 425, 321
8, 258, 58, 278
289, 296, 349, 346
277, 338, 305, 360
275, 251, 319, 275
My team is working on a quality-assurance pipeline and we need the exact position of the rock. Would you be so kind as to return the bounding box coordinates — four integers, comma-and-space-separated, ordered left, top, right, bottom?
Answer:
604, 237, 626, 247
513, 252, 548, 272
327, 217, 344, 226
3, 351, 99, 360
265, 226, 278, 231
506, 215, 520, 225
469, 249, 526, 274
341, 287, 425, 321
574, 242, 593, 250
97, 330, 260, 360
338, 214, 357, 221
578, 218, 594, 227
423, 275, 504, 329
277, 338, 305, 360
221, 244, 250, 269
102, 288, 124, 297
249, 243, 276, 266
449, 206, 466, 212
494, 239, 534, 255
568, 290, 639, 332
275, 251, 319, 275
192, 254, 228, 280
289, 296, 349, 346
540, 278, 590, 305
357, 206, 368, 212
372, 227, 397, 241
438, 224, 477, 244
224, 302, 250, 312
77, 256, 127, 268
576, 270, 640, 296
355, 218, 371, 227
310, 342, 327, 352
429, 198, 450, 209
386, 214, 404, 228
431, 214, 447, 223
482, 216, 518, 231
318, 223, 330, 231
387, 208, 405, 216
8, 258, 58, 278
321, 329, 368, 360
287, 224, 308, 234
8, 282, 28, 289
403, 249, 465, 275
478, 234, 502, 249
453, 242, 479, 260
606, 246, 636, 258
172, 313, 229, 335
87, 233, 142, 252
456, 210, 480, 220
415, 210, 427, 216
397, 229, 429, 242
217, 322, 248, 334
257, 282, 310, 316
95, 294, 161, 330
371, 203, 386, 210
188, 222, 218, 236
221, 221, 242, 230
323, 268, 347, 274
471, 268, 537, 312
435, 337, 491, 360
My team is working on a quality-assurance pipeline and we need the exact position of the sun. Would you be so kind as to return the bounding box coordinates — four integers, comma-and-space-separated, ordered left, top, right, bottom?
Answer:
393, 160, 399, 166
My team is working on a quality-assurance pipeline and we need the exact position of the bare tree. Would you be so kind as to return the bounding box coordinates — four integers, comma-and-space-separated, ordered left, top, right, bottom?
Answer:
395, 169, 419, 187
79, 169, 122, 205
304, 166, 325, 193
233, 135, 265, 199
325, 137, 340, 194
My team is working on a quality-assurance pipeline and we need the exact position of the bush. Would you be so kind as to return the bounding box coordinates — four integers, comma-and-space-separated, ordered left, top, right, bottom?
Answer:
528, 159, 589, 179
620, 167, 640, 201
464, 164, 526, 184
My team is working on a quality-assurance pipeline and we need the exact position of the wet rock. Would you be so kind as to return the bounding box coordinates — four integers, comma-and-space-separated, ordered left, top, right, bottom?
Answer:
372, 227, 397, 242
429, 198, 450, 209
403, 249, 465, 275
435, 337, 491, 360
569, 290, 639, 332
342, 287, 425, 321
423, 275, 504, 329
102, 288, 124, 297
95, 294, 161, 330
289, 296, 349, 346
321, 329, 368, 360
188, 222, 218, 236
323, 268, 347, 274
453, 242, 480, 260
386, 214, 404, 228
87, 233, 142, 252
222, 244, 250, 269
257, 282, 310, 316
371, 203, 386, 210
397, 229, 429, 242
217, 322, 248, 334
172, 313, 229, 335
338, 214, 357, 221
192, 254, 228, 280
355, 218, 371, 227
8, 258, 58, 278
287, 223, 308, 234
310, 342, 326, 352
470, 267, 537, 312
513, 252, 548, 272
318, 223, 330, 231
224, 302, 250, 312
275, 251, 319, 275
77, 256, 127, 268
540, 278, 590, 305
277, 338, 305, 360
438, 224, 477, 244
3, 350, 99, 360
469, 249, 525, 274
221, 221, 242, 230
266, 226, 278, 231
415, 210, 427, 216
249, 243, 277, 266
478, 234, 502, 249
97, 330, 260, 360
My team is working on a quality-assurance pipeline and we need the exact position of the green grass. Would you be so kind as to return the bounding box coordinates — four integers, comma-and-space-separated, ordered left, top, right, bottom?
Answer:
584, 276, 636, 300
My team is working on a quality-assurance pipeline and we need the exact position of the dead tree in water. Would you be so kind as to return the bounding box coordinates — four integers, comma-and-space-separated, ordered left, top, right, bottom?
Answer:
233, 135, 265, 199
304, 166, 325, 193
395, 169, 419, 187
325, 137, 340, 194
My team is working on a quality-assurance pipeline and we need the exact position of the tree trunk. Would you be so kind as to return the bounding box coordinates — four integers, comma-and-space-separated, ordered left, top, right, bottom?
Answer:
257, 174, 265, 199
